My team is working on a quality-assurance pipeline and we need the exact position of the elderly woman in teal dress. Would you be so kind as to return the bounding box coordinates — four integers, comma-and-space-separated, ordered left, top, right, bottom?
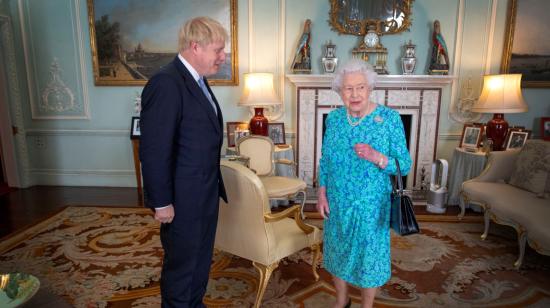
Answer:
316, 59, 411, 308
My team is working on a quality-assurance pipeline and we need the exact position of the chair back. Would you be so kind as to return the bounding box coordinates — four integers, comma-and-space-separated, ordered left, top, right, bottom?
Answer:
236, 135, 274, 176
216, 160, 276, 264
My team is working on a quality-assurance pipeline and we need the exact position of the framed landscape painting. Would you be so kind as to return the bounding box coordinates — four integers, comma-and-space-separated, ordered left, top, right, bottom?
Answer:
501, 0, 550, 87
87, 0, 238, 86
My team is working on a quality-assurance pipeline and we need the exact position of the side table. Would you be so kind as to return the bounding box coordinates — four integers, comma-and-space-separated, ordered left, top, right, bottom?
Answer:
447, 147, 488, 217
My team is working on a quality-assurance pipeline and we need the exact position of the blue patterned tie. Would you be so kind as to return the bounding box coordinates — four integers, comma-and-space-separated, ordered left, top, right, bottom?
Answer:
198, 78, 218, 116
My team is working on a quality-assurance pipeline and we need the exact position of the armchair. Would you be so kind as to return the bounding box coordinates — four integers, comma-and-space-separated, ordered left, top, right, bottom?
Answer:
236, 135, 307, 217
216, 161, 322, 308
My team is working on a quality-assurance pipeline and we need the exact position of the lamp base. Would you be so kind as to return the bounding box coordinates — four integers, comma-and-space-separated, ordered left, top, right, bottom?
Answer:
486, 113, 508, 151
249, 107, 269, 136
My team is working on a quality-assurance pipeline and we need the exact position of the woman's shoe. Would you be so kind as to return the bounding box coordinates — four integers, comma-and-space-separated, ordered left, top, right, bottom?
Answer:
344, 298, 351, 308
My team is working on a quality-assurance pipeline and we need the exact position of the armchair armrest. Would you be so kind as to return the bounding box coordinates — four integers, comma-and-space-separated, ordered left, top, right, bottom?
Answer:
264, 205, 314, 234
470, 149, 520, 183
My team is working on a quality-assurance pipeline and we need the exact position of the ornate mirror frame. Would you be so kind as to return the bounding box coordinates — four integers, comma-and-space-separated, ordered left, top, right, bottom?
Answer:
329, 0, 414, 36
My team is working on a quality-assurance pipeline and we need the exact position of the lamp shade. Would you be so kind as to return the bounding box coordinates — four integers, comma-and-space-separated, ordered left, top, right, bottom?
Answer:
238, 73, 280, 107
471, 74, 528, 113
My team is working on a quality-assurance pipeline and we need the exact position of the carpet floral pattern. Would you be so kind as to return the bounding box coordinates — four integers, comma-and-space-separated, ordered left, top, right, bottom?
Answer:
1, 206, 549, 307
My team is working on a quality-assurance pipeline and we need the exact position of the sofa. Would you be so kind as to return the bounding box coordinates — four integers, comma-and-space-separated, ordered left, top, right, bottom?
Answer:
461, 139, 550, 268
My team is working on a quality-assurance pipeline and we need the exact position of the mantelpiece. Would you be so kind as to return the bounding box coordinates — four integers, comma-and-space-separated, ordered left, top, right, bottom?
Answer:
287, 74, 455, 194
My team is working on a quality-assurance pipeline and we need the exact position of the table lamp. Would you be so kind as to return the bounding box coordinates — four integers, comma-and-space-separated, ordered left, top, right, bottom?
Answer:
471, 74, 528, 151
238, 73, 281, 136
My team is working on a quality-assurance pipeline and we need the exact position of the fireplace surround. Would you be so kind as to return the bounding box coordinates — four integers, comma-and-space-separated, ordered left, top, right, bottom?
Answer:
287, 74, 455, 196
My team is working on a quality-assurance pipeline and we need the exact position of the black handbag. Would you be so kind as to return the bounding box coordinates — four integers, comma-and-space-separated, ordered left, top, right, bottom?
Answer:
390, 159, 420, 236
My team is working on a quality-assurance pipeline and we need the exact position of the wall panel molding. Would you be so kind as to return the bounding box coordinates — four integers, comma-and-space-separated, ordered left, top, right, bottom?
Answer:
18, 0, 90, 119
30, 168, 136, 187
26, 129, 129, 137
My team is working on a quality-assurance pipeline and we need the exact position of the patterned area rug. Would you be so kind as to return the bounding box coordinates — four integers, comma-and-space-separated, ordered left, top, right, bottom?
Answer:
1, 206, 549, 307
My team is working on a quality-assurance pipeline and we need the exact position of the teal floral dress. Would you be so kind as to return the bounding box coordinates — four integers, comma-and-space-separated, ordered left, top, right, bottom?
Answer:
318, 105, 411, 288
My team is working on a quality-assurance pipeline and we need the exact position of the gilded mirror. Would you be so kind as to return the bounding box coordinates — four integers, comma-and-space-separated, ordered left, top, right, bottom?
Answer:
329, 0, 414, 36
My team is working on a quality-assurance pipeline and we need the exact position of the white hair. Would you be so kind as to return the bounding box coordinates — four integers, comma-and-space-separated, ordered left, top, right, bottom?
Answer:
331, 59, 377, 92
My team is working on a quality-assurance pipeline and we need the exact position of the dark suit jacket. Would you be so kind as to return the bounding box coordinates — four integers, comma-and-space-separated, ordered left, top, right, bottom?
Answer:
139, 57, 227, 219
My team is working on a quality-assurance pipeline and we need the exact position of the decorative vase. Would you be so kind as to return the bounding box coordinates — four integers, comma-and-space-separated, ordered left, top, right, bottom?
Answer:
322, 41, 338, 74
401, 40, 417, 75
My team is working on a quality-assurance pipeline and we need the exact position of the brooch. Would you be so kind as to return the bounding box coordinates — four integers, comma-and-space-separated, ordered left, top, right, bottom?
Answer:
374, 116, 383, 123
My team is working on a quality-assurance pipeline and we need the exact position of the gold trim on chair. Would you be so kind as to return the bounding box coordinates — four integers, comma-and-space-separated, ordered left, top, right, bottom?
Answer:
252, 261, 279, 308
264, 205, 314, 234
311, 243, 321, 281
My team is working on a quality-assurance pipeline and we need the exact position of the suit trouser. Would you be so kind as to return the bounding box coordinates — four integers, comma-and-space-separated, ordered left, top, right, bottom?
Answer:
160, 212, 218, 308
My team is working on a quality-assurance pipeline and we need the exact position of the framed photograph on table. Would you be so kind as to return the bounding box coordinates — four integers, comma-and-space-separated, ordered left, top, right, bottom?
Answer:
226, 121, 248, 147
504, 129, 531, 150
130, 117, 140, 139
501, 0, 550, 87
87, 0, 238, 86
459, 123, 484, 149
268, 123, 286, 145
542, 117, 550, 141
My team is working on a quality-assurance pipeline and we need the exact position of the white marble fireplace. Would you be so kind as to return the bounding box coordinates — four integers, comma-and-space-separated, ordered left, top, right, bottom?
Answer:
287, 74, 455, 191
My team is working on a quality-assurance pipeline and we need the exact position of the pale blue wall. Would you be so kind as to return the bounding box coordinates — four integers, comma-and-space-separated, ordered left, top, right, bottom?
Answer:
2, 0, 549, 187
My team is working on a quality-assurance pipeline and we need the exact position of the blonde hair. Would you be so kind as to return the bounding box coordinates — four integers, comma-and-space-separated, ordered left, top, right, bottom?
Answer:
332, 59, 377, 93
178, 16, 228, 51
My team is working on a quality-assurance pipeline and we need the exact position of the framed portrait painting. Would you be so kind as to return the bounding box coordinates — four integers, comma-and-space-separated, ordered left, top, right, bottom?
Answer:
226, 121, 248, 147
87, 0, 238, 86
459, 123, 484, 149
542, 117, 550, 141
130, 116, 140, 139
501, 0, 550, 87
268, 123, 286, 145
504, 130, 531, 150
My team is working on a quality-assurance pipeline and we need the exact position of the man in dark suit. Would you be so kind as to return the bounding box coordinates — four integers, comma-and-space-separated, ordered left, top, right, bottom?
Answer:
139, 16, 228, 307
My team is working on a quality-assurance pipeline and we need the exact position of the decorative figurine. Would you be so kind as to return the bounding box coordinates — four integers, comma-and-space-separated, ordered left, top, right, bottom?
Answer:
322, 41, 338, 74
401, 40, 417, 75
428, 20, 450, 75
291, 19, 312, 73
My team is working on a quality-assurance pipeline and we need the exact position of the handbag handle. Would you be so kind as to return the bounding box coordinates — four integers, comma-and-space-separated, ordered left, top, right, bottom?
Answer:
391, 159, 404, 196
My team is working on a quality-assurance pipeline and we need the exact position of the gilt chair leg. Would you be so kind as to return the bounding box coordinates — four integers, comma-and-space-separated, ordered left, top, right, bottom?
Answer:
481, 209, 491, 240
311, 243, 321, 281
252, 261, 279, 308
296, 190, 307, 219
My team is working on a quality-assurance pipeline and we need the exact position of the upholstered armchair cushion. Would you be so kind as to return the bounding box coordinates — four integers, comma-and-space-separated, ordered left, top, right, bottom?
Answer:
260, 176, 307, 198
509, 140, 550, 195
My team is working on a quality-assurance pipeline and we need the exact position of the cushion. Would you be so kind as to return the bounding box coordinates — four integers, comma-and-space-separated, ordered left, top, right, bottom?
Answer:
508, 140, 550, 194
261, 176, 307, 198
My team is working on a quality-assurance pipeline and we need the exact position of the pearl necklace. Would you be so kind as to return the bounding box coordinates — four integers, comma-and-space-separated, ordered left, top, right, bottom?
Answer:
346, 101, 372, 127
347, 112, 367, 127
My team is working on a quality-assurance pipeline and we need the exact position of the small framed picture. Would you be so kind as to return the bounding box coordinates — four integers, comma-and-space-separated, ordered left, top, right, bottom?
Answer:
541, 117, 550, 141
226, 121, 249, 147
130, 116, 140, 139
459, 123, 484, 149
234, 129, 250, 146
268, 122, 286, 145
504, 129, 531, 150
